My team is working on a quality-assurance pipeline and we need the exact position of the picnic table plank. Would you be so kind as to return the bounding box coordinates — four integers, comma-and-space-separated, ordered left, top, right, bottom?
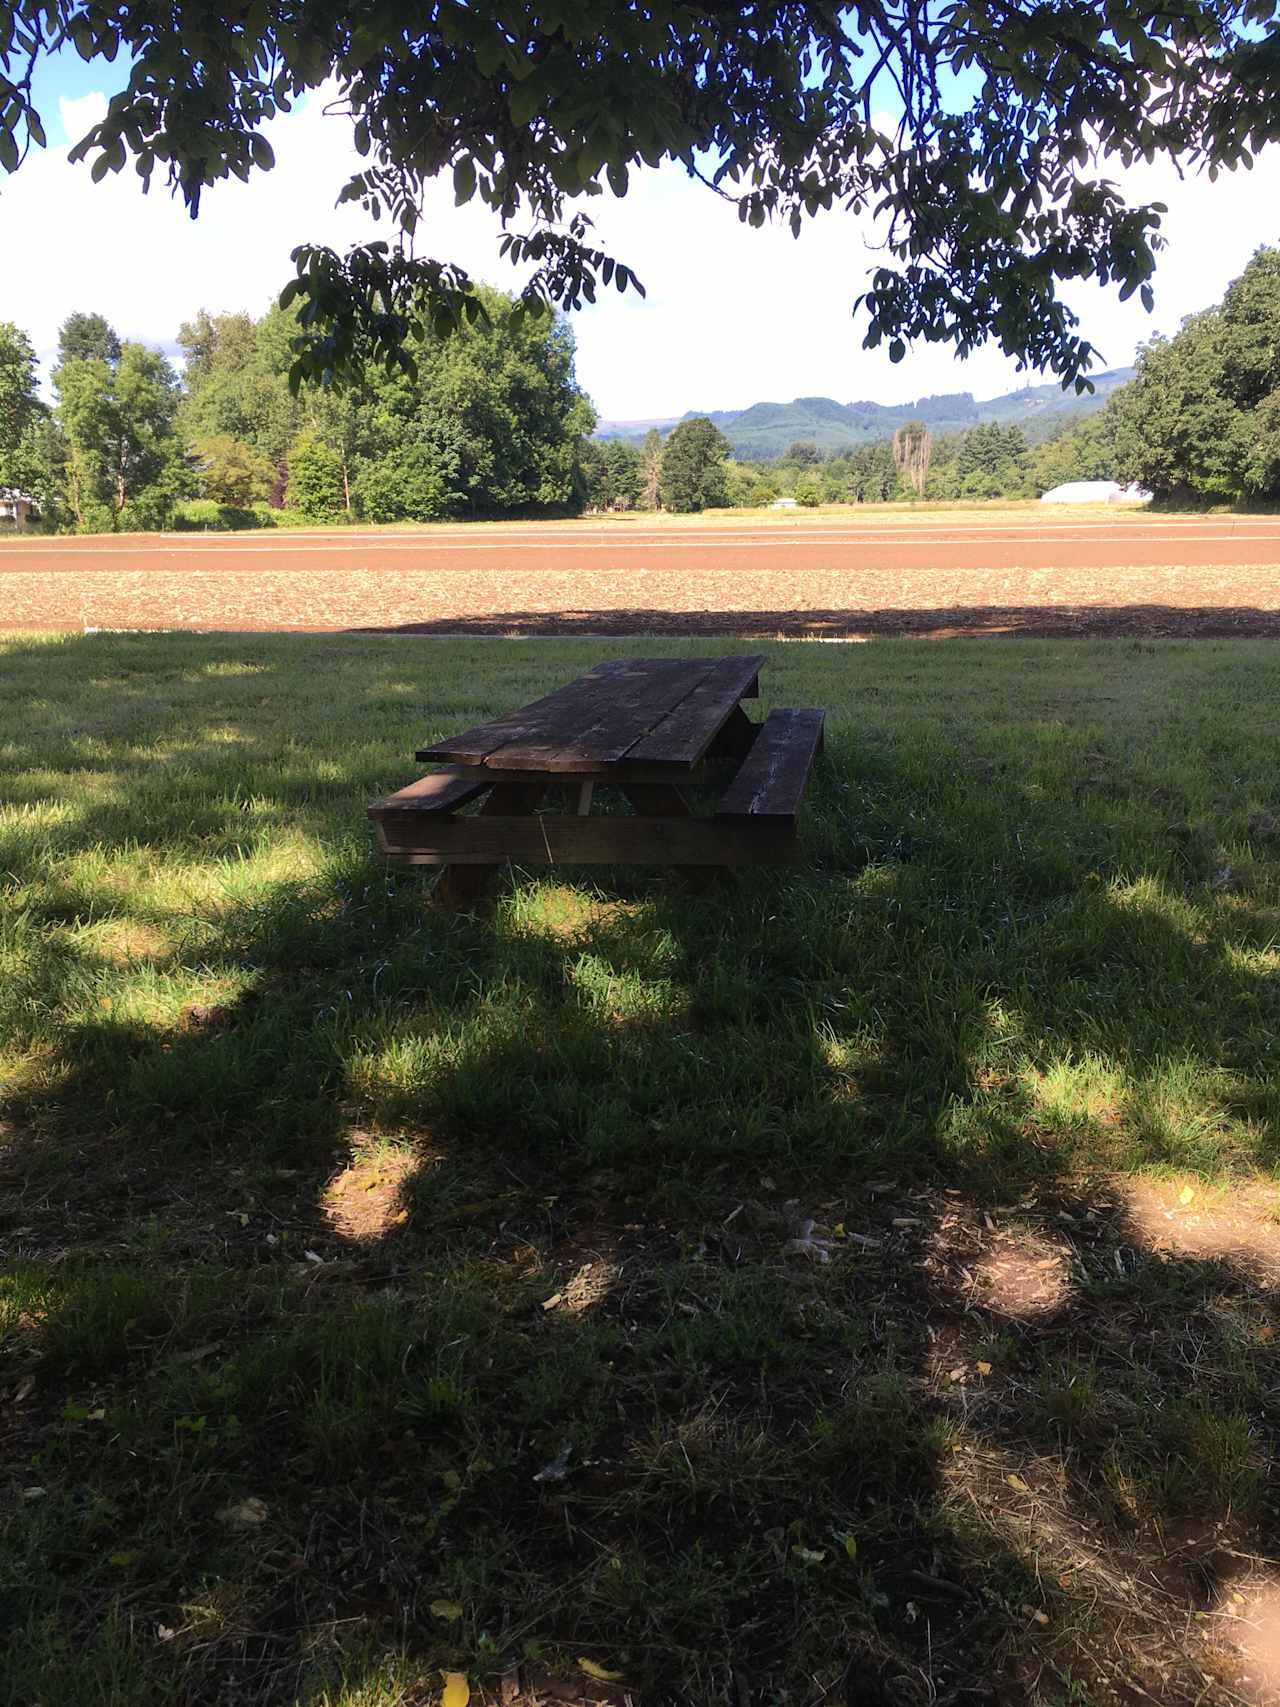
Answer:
377, 814, 799, 866
417, 658, 636, 766
367, 767, 489, 820
715, 708, 826, 822
625, 654, 766, 766
495, 657, 721, 772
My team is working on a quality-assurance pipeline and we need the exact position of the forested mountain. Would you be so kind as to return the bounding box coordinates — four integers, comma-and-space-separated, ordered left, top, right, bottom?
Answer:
595, 369, 1135, 460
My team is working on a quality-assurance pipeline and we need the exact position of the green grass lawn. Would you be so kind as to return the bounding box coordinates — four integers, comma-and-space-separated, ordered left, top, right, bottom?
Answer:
4, 631, 1280, 1707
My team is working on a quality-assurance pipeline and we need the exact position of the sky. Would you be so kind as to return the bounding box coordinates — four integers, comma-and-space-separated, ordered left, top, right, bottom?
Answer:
3, 51, 1280, 422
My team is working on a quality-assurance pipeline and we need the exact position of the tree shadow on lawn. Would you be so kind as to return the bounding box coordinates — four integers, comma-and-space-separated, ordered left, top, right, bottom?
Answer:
348, 603, 1280, 640
5, 642, 1280, 1704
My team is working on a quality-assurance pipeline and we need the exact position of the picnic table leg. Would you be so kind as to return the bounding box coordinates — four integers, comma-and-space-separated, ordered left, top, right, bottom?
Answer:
432, 780, 546, 910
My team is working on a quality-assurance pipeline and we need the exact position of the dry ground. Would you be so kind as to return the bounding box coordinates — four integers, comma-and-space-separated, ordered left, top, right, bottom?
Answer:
5, 509, 1280, 636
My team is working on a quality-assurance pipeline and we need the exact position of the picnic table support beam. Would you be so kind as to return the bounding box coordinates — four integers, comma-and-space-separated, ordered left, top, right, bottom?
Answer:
621, 782, 727, 890
432, 779, 545, 910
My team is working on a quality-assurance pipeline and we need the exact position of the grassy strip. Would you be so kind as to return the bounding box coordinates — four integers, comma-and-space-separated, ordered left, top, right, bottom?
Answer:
3, 631, 1280, 1706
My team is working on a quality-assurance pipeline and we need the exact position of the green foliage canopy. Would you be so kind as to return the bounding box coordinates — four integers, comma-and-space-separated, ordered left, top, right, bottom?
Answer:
1113, 247, 1280, 502
659, 416, 731, 513
5, 2, 1279, 389
54, 333, 184, 530
0, 318, 41, 489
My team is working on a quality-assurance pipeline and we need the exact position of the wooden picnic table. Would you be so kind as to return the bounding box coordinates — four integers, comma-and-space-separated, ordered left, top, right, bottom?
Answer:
368, 655, 824, 906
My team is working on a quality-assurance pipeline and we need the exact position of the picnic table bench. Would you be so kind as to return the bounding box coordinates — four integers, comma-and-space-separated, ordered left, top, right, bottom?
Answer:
368, 655, 824, 906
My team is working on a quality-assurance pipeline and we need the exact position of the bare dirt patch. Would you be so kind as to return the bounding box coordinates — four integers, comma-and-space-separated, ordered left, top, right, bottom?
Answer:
5, 518, 1280, 636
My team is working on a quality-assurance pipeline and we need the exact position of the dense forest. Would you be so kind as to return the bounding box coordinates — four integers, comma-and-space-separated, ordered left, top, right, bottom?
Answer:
0, 290, 594, 532
3, 249, 1279, 530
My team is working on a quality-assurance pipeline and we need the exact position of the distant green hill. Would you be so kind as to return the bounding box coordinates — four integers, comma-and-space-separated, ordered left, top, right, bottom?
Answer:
594, 369, 1135, 461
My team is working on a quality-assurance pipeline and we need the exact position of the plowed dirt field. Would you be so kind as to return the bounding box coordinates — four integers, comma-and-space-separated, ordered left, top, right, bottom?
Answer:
5, 512, 1280, 637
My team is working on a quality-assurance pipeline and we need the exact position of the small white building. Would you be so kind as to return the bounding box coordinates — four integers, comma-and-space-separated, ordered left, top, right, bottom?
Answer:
770, 496, 798, 510
1040, 480, 1149, 504
0, 489, 38, 527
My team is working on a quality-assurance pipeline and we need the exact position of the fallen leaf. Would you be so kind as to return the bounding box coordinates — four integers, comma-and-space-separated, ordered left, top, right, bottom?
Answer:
843, 1533, 858, 1561
431, 1599, 464, 1622
948, 1367, 966, 1383
533, 1442, 572, 1484
1179, 1186, 1196, 1206
541, 1293, 563, 1311
440, 1672, 470, 1707
217, 1496, 268, 1526
976, 1361, 993, 1377
792, 1545, 827, 1566
110, 1550, 139, 1567
578, 1658, 625, 1682
156, 1624, 176, 1643
1006, 1474, 1030, 1493
1260, 1324, 1275, 1343
303, 1250, 323, 1265
12, 1374, 35, 1404
21, 1486, 46, 1500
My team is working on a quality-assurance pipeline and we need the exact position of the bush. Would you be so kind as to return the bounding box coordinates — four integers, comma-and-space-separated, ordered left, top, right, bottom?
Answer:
355, 445, 454, 522
171, 499, 262, 532
286, 433, 346, 522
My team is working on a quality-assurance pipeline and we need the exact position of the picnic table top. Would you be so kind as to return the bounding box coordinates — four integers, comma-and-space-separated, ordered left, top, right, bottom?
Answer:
417, 654, 765, 775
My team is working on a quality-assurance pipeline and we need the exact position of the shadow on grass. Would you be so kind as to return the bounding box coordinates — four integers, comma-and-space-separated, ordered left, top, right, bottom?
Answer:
347, 603, 1280, 640
4, 631, 1280, 1705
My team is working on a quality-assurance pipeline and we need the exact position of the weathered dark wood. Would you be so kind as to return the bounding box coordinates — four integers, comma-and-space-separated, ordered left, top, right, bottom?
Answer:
626, 655, 765, 766
381, 814, 799, 867
715, 708, 826, 823
485, 657, 717, 772
417, 656, 763, 774
431, 779, 546, 908
368, 767, 490, 825
417, 659, 635, 766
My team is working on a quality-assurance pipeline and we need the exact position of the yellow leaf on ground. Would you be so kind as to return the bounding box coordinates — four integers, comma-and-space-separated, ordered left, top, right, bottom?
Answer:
430, 1599, 464, 1621
441, 1672, 470, 1707
976, 1361, 993, 1377
1179, 1186, 1196, 1206
578, 1658, 625, 1682
1006, 1473, 1030, 1493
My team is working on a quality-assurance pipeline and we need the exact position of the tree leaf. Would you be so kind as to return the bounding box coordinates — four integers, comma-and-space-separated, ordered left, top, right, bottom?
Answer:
431, 1599, 464, 1621
440, 1672, 470, 1707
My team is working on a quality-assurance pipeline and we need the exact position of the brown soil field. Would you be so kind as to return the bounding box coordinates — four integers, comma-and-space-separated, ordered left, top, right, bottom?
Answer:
4, 513, 1280, 637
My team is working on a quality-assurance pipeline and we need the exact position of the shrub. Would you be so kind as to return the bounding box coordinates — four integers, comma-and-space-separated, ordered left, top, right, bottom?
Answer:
171, 499, 261, 532
355, 445, 454, 522
286, 433, 346, 522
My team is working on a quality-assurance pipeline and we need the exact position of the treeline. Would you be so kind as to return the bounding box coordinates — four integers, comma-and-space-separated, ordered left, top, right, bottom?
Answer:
0, 289, 594, 531
581, 246, 1280, 513
5, 248, 1277, 530
582, 412, 1117, 510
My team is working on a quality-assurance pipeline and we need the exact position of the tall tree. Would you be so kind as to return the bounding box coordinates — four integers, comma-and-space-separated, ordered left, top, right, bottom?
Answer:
1113, 247, 1280, 503
6, 4, 1278, 389
659, 416, 730, 514
640, 429, 663, 512
0, 319, 42, 484
54, 342, 183, 530
891, 421, 933, 497
57, 311, 122, 368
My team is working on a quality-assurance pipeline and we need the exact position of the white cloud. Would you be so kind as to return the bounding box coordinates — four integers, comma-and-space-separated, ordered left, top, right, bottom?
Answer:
57, 91, 109, 144
4, 82, 1280, 419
